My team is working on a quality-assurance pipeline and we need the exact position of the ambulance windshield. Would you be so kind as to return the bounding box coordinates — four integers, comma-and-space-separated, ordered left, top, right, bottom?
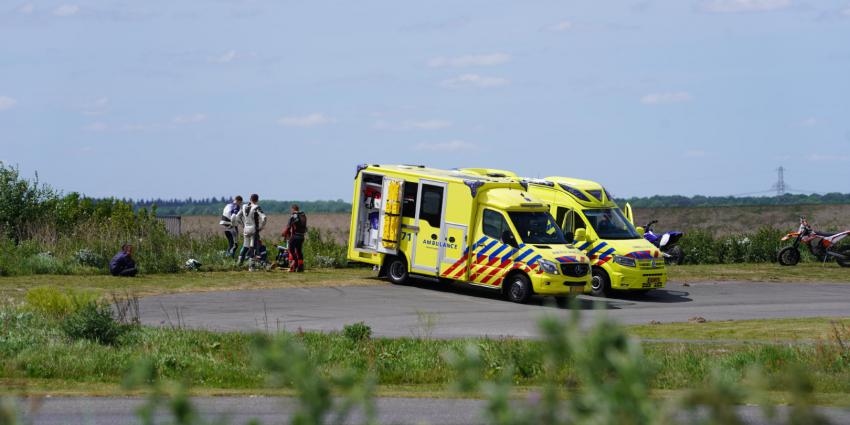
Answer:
508, 212, 568, 245
583, 208, 641, 239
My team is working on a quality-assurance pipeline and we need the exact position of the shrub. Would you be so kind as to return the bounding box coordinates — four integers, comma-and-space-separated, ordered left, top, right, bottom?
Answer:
74, 248, 105, 268
303, 228, 348, 268
60, 302, 128, 345
680, 230, 719, 264
343, 322, 372, 343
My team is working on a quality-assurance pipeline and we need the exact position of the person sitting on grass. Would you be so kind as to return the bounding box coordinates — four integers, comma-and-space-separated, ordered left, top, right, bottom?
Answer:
109, 244, 138, 277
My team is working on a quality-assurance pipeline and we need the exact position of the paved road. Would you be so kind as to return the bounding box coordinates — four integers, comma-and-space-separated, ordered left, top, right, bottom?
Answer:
139, 280, 850, 338
18, 396, 850, 425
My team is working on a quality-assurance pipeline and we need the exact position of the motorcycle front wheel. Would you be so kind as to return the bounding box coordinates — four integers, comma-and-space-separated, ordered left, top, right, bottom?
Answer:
777, 246, 801, 266
664, 245, 685, 265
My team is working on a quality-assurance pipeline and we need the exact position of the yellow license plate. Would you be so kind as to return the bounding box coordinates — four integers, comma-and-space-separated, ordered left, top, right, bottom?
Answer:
647, 277, 661, 284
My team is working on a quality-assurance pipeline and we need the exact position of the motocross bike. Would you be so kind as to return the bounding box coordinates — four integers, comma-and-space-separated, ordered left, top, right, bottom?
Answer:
643, 220, 685, 265
778, 217, 850, 267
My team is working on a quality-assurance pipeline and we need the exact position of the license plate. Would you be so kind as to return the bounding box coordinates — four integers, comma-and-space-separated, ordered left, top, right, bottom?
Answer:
569, 286, 584, 295
647, 277, 661, 284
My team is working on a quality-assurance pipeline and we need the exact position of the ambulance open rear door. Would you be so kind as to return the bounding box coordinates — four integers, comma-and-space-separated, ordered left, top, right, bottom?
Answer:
377, 176, 404, 255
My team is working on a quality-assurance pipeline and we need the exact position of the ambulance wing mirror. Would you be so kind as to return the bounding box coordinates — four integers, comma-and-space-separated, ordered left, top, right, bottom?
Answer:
574, 228, 587, 242
635, 226, 645, 235
501, 230, 519, 248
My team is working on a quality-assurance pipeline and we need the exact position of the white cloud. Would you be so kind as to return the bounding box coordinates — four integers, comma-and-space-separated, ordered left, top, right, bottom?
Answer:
373, 119, 452, 131
277, 113, 333, 127
173, 113, 207, 124
441, 74, 510, 89
683, 150, 707, 158
17, 3, 35, 14
427, 53, 511, 68
800, 117, 819, 127
640, 91, 693, 105
52, 4, 79, 16
80, 97, 109, 115
414, 140, 477, 152
0, 96, 17, 111
700, 0, 790, 13
546, 21, 573, 32
808, 153, 850, 162
84, 122, 108, 132
210, 50, 238, 63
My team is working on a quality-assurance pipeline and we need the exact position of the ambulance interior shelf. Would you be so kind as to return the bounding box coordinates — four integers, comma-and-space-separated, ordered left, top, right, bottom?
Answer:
356, 175, 383, 250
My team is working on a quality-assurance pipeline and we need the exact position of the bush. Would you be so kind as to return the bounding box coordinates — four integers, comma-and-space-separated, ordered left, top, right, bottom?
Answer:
74, 248, 105, 268
303, 228, 348, 268
60, 302, 128, 345
343, 322, 372, 343
25, 287, 98, 318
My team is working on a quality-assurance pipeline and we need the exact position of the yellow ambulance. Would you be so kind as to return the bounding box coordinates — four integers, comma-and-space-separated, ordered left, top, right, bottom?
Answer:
461, 170, 667, 297
348, 164, 591, 305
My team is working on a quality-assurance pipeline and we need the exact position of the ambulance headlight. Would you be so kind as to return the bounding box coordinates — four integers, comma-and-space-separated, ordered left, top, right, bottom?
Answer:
538, 259, 560, 275
613, 255, 636, 267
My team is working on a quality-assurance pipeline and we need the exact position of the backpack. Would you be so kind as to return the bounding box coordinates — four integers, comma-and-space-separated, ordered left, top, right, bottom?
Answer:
292, 212, 308, 235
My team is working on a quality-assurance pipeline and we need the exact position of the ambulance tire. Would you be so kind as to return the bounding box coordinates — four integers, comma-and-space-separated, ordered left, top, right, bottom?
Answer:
386, 256, 409, 285
504, 273, 532, 304
590, 267, 611, 297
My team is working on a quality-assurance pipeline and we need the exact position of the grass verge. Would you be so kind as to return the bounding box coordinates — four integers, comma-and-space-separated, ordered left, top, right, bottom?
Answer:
628, 317, 850, 342
667, 262, 850, 283
0, 268, 382, 302
2, 310, 850, 399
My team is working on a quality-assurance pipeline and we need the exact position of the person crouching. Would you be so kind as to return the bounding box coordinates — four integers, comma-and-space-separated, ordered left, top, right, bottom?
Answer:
110, 244, 138, 277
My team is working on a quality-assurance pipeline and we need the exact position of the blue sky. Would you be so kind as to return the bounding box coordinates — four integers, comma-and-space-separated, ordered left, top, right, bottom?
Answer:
1, 0, 849, 201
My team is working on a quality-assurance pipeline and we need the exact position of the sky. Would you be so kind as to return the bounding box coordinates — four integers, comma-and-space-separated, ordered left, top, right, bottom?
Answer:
1, 0, 849, 201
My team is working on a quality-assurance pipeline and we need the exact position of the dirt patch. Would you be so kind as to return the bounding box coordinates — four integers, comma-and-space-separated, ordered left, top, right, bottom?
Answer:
632, 204, 850, 236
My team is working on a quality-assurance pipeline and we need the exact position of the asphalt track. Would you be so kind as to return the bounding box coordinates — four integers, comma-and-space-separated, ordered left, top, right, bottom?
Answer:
17, 396, 850, 425
139, 279, 850, 338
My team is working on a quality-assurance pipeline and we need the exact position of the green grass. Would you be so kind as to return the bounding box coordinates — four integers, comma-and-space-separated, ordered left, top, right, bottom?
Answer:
0, 268, 383, 302
2, 310, 850, 397
628, 317, 850, 342
667, 262, 850, 283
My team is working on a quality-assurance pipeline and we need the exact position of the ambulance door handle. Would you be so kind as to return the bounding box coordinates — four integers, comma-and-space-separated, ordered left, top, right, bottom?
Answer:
447, 237, 456, 243
402, 225, 419, 232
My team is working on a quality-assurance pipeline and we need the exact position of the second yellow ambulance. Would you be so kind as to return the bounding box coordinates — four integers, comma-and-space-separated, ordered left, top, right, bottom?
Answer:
461, 169, 667, 296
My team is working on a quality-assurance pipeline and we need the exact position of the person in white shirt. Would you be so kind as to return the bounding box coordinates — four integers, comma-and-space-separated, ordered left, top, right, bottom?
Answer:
232, 193, 267, 266
219, 196, 243, 257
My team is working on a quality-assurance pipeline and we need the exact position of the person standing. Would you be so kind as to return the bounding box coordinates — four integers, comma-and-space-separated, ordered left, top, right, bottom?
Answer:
233, 193, 267, 266
109, 244, 138, 277
283, 204, 307, 272
220, 196, 243, 257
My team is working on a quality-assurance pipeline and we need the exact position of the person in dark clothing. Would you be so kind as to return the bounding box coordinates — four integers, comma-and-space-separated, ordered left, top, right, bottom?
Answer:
283, 204, 307, 272
109, 244, 138, 277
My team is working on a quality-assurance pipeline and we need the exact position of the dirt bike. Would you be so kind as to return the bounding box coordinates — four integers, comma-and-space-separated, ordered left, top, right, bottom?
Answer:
777, 217, 850, 267
642, 220, 685, 265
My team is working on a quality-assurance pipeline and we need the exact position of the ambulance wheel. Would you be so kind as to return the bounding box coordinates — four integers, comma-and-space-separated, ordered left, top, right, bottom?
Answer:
505, 273, 532, 304
590, 268, 611, 297
386, 256, 409, 285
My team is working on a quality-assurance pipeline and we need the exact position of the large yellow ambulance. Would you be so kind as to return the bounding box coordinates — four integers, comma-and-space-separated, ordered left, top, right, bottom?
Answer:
348, 164, 591, 305
461, 170, 667, 297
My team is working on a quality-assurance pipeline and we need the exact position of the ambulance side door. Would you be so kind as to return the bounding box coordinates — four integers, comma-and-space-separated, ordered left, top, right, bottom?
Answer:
411, 180, 447, 275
